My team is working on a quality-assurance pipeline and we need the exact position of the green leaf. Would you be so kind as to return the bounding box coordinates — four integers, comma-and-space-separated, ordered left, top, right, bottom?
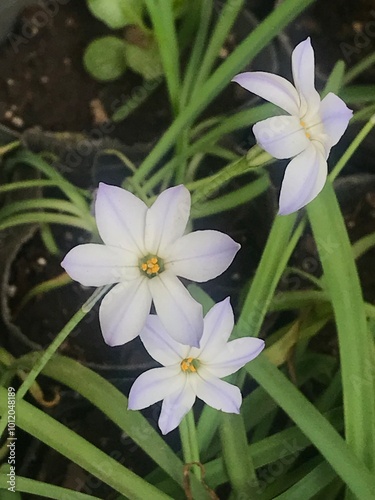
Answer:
246, 356, 375, 499
124, 37, 163, 80
84, 37, 127, 81
0, 387, 170, 500
0, 473, 100, 499
9, 353, 209, 500
307, 182, 375, 473
172, 0, 188, 18
87, 0, 144, 29
133, 0, 316, 182
187, 284, 214, 314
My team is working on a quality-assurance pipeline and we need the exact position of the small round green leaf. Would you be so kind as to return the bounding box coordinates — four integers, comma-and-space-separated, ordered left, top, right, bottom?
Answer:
84, 37, 127, 81
87, 0, 144, 29
124, 37, 163, 80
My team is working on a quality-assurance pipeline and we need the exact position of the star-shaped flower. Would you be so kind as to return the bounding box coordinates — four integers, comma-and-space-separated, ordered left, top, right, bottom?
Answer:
232, 37, 353, 215
61, 183, 240, 347
128, 298, 265, 435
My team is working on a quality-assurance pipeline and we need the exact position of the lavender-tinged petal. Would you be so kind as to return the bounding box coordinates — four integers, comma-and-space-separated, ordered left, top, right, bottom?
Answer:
320, 92, 353, 149
95, 183, 147, 254
189, 298, 234, 361
158, 377, 196, 434
145, 185, 191, 256
291, 37, 321, 116
278, 144, 327, 216
206, 338, 265, 378
195, 367, 242, 413
61, 243, 139, 286
140, 315, 190, 366
232, 72, 300, 116
149, 270, 203, 347
166, 230, 240, 282
253, 115, 310, 159
99, 278, 151, 346
128, 366, 183, 410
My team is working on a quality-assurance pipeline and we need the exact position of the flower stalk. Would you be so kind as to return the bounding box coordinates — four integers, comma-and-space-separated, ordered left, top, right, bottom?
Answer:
179, 409, 201, 480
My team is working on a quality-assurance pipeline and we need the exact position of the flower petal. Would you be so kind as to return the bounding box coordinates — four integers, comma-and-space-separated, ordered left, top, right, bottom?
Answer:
278, 144, 327, 215
207, 338, 265, 378
195, 367, 241, 413
128, 366, 183, 410
61, 244, 139, 286
291, 38, 321, 117
140, 315, 189, 366
95, 183, 147, 254
149, 271, 203, 347
166, 230, 240, 282
253, 115, 310, 159
232, 72, 300, 116
319, 92, 353, 149
189, 298, 234, 361
158, 377, 196, 434
99, 278, 151, 346
145, 185, 191, 256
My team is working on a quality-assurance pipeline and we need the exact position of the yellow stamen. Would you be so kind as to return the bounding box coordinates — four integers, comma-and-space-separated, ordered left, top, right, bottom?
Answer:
181, 357, 198, 373
140, 255, 162, 277
146, 264, 160, 275
300, 120, 311, 139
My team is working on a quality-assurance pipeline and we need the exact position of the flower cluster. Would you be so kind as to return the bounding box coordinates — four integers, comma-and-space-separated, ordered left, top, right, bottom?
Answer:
62, 38, 352, 434
233, 38, 352, 215
62, 183, 264, 433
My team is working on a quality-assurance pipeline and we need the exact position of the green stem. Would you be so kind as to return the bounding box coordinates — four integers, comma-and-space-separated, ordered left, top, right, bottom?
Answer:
190, 149, 271, 207
235, 213, 300, 338
179, 0, 213, 110
16, 285, 111, 401
0, 180, 58, 193
142, 104, 275, 193
191, 176, 270, 218
330, 114, 375, 180
190, 0, 245, 101
344, 52, 375, 84
179, 410, 201, 480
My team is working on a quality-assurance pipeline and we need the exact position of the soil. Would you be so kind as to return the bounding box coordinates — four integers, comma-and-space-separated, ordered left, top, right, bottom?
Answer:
0, 0, 172, 145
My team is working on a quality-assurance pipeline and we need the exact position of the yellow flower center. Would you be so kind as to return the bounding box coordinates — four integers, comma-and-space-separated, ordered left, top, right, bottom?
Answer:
300, 120, 311, 139
139, 255, 164, 278
180, 357, 200, 373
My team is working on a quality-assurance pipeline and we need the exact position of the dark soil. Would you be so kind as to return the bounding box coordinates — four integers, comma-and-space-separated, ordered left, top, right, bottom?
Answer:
0, 0, 172, 145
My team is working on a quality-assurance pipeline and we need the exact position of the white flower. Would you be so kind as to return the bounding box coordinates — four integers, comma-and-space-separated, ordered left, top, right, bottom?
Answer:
232, 37, 353, 215
128, 298, 265, 435
61, 183, 240, 347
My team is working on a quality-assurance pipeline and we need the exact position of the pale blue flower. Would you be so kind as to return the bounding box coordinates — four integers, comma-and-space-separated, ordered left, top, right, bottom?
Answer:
128, 298, 265, 435
61, 183, 240, 347
233, 38, 353, 215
